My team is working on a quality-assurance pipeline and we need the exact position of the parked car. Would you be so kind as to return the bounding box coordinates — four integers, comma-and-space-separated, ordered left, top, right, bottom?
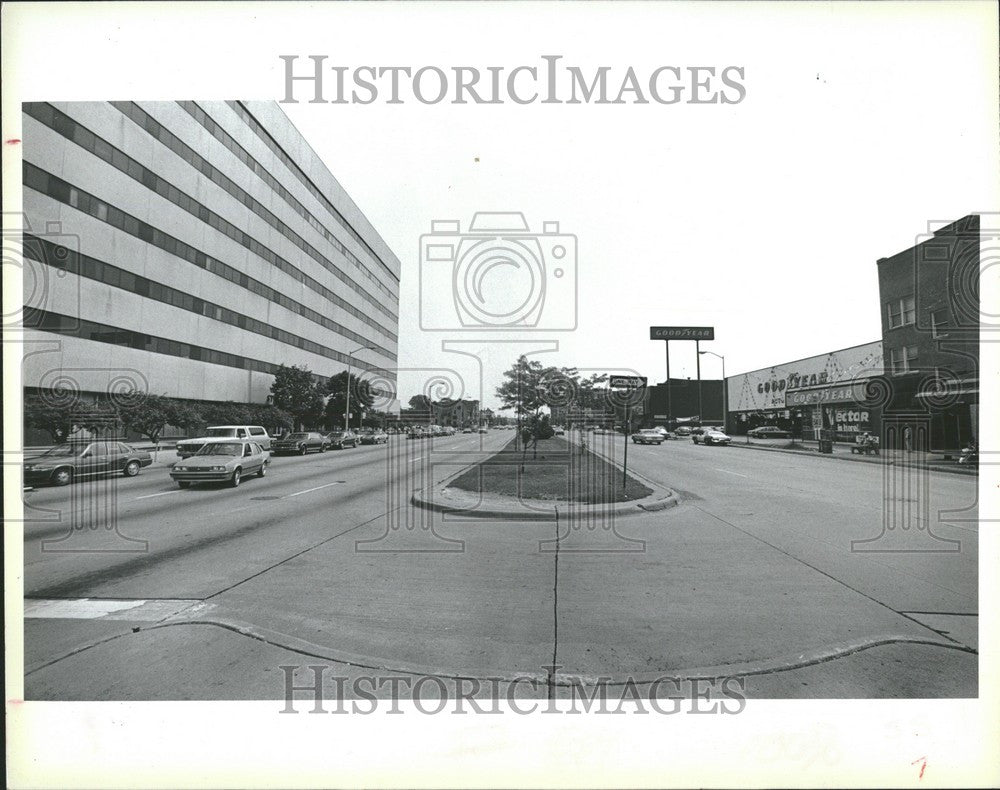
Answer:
747, 426, 791, 440
175, 425, 271, 458
24, 440, 153, 487
631, 429, 665, 445
478, 426, 489, 434
407, 427, 427, 439
357, 428, 388, 445
553, 425, 566, 436
271, 431, 329, 455
462, 427, 474, 434
170, 440, 268, 488
651, 426, 674, 440
325, 429, 359, 449
692, 427, 732, 446
673, 426, 693, 436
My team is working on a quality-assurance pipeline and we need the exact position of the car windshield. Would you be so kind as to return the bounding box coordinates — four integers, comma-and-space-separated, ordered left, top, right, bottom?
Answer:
38, 444, 89, 457
196, 443, 242, 457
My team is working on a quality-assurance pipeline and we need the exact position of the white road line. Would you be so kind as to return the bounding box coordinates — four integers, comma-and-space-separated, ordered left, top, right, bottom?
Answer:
714, 468, 749, 478
132, 490, 184, 501
284, 481, 346, 498
409, 456, 424, 463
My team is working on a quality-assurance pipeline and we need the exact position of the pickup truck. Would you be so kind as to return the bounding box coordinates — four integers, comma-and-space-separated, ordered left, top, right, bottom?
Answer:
175, 425, 272, 459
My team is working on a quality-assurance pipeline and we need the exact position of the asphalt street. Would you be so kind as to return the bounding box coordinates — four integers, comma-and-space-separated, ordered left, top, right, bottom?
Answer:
19, 430, 978, 700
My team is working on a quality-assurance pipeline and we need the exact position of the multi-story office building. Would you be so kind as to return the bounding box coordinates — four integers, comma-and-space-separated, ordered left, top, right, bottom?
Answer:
876, 214, 980, 452
21, 101, 400, 412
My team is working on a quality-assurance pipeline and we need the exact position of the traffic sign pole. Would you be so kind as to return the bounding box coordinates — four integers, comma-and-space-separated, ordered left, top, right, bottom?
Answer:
696, 339, 703, 424
665, 341, 671, 431
623, 401, 629, 489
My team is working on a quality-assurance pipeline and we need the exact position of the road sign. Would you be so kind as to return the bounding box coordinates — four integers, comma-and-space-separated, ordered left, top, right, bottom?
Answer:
610, 375, 647, 389
649, 326, 715, 340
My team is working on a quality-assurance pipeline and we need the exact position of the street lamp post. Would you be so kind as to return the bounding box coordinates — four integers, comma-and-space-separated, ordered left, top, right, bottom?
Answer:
698, 350, 727, 434
345, 345, 376, 431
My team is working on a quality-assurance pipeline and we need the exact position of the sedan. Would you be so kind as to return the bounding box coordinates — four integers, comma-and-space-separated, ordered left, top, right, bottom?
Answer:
326, 430, 359, 449
24, 440, 153, 487
673, 426, 693, 436
747, 426, 791, 439
692, 428, 732, 446
271, 431, 329, 455
358, 429, 388, 445
170, 440, 268, 488
631, 429, 665, 445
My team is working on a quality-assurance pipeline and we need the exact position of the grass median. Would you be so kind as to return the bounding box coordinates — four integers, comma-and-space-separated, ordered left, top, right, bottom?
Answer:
449, 435, 653, 504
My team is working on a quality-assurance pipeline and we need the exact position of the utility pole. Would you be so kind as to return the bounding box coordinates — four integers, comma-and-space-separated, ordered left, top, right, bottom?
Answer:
696, 339, 703, 424
345, 345, 375, 431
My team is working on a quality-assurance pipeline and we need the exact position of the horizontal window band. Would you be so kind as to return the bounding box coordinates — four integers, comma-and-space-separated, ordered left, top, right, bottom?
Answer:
23, 102, 398, 328
22, 307, 391, 384
228, 100, 399, 283
173, 100, 398, 291
114, 100, 398, 304
22, 160, 398, 348
24, 233, 396, 366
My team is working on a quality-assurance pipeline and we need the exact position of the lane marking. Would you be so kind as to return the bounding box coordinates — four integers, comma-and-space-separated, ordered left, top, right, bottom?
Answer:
131, 490, 184, 501
409, 456, 424, 463
283, 480, 346, 499
713, 468, 749, 478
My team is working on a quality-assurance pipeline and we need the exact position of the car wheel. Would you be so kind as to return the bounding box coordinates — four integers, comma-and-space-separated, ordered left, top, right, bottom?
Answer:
299, 445, 307, 456
177, 481, 190, 489
231, 468, 242, 487
123, 460, 141, 477
258, 462, 267, 478
52, 467, 73, 486
319, 444, 326, 453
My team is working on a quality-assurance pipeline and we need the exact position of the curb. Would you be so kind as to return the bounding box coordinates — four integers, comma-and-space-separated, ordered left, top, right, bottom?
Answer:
410, 461, 680, 522
726, 441, 978, 476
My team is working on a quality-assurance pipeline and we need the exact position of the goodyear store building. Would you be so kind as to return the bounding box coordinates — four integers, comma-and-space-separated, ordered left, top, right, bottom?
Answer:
727, 341, 884, 441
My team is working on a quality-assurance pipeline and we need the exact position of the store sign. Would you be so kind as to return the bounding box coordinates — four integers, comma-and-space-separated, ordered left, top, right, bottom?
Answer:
649, 326, 715, 340
727, 342, 883, 413
786, 383, 866, 406
826, 406, 873, 435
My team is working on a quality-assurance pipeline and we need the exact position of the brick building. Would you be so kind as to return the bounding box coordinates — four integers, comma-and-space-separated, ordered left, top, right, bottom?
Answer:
876, 214, 980, 454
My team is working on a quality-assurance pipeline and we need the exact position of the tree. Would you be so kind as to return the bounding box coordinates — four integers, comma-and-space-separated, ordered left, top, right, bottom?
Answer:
269, 364, 324, 429
115, 393, 171, 444
162, 399, 204, 435
496, 355, 555, 458
325, 371, 375, 430
407, 394, 432, 415
247, 404, 294, 435
25, 396, 77, 443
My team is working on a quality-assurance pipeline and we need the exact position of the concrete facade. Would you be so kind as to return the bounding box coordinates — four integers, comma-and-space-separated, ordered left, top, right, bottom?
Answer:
21, 101, 400, 405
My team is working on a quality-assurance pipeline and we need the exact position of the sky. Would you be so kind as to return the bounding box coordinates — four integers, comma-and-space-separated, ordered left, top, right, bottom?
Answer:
4, 2, 998, 412
271, 1, 999, 409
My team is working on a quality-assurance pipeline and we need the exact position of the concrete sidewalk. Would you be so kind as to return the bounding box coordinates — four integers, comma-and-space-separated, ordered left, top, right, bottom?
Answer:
727, 437, 977, 476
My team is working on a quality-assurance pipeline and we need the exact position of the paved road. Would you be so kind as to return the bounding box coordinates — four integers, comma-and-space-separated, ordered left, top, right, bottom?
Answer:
19, 430, 977, 700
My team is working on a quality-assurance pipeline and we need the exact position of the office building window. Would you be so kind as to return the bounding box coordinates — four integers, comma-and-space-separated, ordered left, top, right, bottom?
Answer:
889, 345, 917, 375
887, 296, 916, 329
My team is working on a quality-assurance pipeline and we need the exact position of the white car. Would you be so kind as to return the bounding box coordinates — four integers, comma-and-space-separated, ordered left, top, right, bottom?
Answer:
692, 427, 732, 446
